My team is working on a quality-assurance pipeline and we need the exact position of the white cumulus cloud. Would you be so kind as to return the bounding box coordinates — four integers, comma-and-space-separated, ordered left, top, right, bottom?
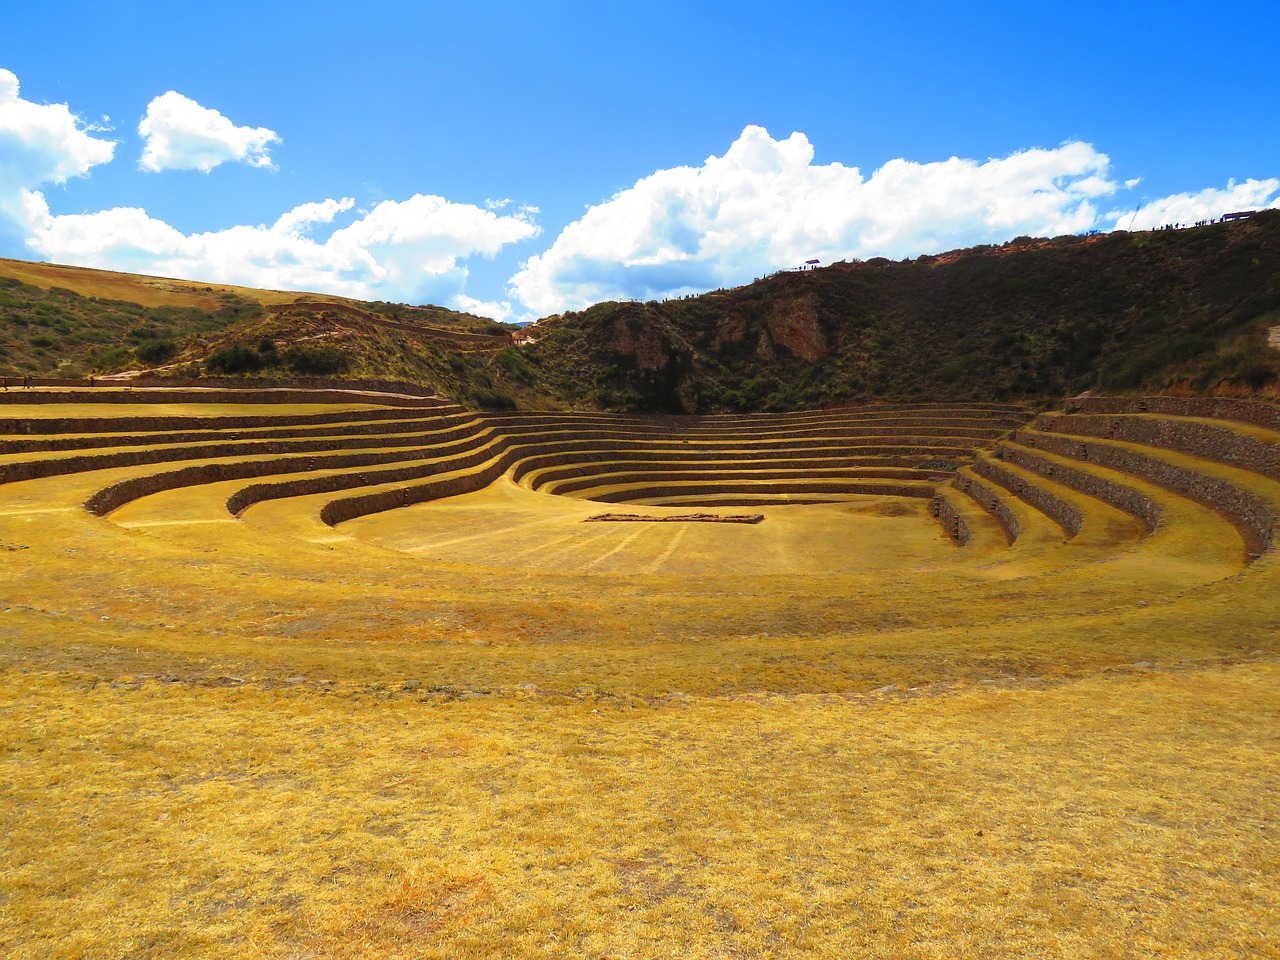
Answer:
452, 294, 515, 322
138, 91, 279, 173
508, 126, 1125, 314
20, 190, 540, 307
0, 68, 116, 244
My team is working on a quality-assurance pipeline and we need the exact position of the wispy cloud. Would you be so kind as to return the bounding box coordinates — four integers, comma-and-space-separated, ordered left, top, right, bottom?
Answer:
138, 91, 279, 173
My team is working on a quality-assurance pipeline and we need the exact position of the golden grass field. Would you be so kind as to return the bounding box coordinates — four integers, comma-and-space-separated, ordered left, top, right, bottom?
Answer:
0, 257, 307, 311
1, 390, 1277, 958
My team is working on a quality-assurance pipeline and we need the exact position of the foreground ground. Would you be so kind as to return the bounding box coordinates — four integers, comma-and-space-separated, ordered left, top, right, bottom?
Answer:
1, 395, 1277, 958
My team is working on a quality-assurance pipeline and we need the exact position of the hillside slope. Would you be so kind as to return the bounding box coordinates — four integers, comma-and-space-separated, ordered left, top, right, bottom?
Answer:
0, 258, 538, 409
521, 210, 1280, 412
4, 211, 1279, 412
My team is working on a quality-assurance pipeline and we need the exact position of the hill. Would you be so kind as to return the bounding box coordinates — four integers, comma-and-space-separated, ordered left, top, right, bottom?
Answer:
3, 210, 1280, 411
0, 257, 529, 409
519, 210, 1280, 412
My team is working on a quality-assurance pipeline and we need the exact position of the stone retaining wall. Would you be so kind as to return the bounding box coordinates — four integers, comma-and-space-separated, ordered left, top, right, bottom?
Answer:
930, 491, 971, 545
545, 466, 941, 497
481, 413, 1020, 439
515, 450, 960, 486
493, 427, 992, 454
484, 407, 1031, 427
580, 480, 935, 505
227, 445, 512, 518
318, 461, 511, 526
0, 420, 489, 486
0, 407, 437, 437
1071, 396, 1280, 432
1000, 441, 1163, 532
0, 376, 440, 396
1012, 431, 1273, 555
0, 386, 444, 408
974, 455, 1084, 537
138, 376, 441, 396
951, 472, 1019, 544
822, 400, 1030, 415
83, 431, 499, 516
1037, 413, 1280, 481
0, 411, 481, 454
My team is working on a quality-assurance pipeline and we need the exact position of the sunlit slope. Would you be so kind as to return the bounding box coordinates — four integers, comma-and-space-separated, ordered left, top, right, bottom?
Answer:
0, 258, 518, 400
0, 256, 300, 309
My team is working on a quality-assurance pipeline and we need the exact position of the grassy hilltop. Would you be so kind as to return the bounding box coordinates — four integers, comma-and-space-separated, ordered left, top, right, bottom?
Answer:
0, 257, 521, 408
3, 210, 1280, 410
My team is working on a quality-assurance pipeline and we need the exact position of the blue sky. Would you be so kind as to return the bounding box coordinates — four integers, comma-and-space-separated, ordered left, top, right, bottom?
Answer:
3, 1, 1278, 321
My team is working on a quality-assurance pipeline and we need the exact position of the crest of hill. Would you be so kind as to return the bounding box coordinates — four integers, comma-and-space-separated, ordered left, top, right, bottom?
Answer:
2, 210, 1279, 412
0, 258, 523, 408
518, 210, 1280, 412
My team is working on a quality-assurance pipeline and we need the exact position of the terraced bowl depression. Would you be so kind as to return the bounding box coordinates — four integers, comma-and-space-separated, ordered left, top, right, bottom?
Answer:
0, 382, 1277, 666
0, 386, 1028, 577
3, 385, 1279, 589
4, 381, 1280, 960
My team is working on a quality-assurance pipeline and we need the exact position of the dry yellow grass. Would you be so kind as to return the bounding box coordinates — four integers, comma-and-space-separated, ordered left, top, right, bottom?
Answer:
1, 395, 1278, 958
3, 668, 1276, 959
0, 256, 314, 309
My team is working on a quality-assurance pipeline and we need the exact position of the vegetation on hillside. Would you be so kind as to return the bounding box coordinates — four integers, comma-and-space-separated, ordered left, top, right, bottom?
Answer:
4, 211, 1279, 410
523, 210, 1280, 412
188, 303, 541, 409
0, 264, 545, 409
0, 277, 260, 378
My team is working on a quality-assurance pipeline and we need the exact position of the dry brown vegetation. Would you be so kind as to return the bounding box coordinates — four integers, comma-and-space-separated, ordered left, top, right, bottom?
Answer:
0, 256, 301, 310
1, 386, 1278, 958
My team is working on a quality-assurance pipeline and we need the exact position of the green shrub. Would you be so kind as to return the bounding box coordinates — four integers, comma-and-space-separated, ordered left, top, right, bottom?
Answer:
495, 346, 534, 384
285, 346, 347, 376
470, 387, 516, 410
206, 344, 265, 374
136, 339, 178, 365
126, 325, 169, 343
90, 346, 131, 372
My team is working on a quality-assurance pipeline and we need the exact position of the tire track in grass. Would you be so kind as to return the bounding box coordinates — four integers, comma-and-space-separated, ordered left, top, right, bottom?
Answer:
400, 512, 571, 553
581, 523, 658, 571
507, 524, 620, 566
644, 523, 691, 574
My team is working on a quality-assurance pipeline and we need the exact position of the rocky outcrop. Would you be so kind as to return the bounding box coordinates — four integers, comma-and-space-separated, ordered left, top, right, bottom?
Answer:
764, 295, 828, 362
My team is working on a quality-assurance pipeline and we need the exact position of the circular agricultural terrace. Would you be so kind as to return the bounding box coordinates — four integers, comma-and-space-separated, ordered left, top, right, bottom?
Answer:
1, 384, 1277, 629
4, 382, 1279, 958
